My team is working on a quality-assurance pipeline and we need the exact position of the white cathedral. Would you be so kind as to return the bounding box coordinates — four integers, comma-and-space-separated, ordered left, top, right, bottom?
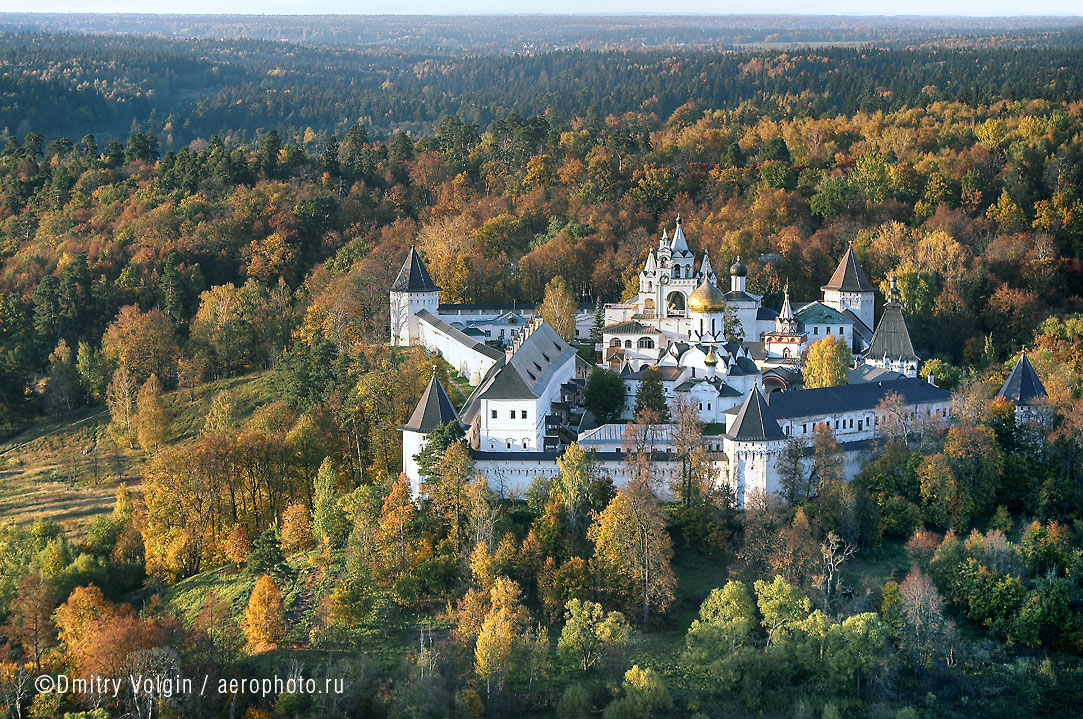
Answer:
392, 219, 960, 505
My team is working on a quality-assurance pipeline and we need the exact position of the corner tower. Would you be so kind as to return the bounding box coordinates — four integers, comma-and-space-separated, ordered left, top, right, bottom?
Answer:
821, 244, 875, 333
400, 370, 461, 497
390, 247, 440, 346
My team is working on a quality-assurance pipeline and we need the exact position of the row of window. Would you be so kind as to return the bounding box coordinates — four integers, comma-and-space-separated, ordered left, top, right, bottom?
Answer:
608, 337, 656, 349
490, 439, 531, 449
810, 326, 847, 336
492, 409, 529, 419
791, 406, 952, 436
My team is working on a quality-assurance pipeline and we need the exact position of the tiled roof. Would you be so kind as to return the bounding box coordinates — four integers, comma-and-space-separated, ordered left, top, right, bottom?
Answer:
766, 378, 950, 420
821, 245, 875, 292
401, 373, 460, 432
866, 302, 918, 362
391, 247, 439, 292
997, 354, 1047, 405
726, 387, 786, 441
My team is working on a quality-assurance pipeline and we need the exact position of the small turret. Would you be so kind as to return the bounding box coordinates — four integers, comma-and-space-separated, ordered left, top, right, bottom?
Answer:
700, 249, 715, 282
729, 256, 748, 293
704, 343, 719, 379
671, 215, 692, 256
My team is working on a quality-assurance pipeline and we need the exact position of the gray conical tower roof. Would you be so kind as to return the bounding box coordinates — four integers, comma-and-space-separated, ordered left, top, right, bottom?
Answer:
726, 385, 785, 441
997, 354, 1047, 405
867, 282, 917, 362
401, 372, 459, 432
670, 215, 692, 255
391, 247, 439, 292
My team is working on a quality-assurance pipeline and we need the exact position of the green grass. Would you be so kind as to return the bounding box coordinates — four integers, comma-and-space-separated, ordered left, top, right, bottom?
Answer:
0, 371, 275, 537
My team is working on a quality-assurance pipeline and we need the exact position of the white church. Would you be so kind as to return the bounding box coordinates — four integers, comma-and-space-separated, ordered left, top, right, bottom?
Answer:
392, 221, 967, 505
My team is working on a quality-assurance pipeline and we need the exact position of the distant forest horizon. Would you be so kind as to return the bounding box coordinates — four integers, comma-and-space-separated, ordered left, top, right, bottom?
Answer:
2, 14, 1083, 147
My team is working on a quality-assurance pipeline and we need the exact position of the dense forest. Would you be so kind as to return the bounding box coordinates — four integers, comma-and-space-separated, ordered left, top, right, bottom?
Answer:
4, 30, 1083, 143
5, 13, 1083, 52
1, 18, 1083, 719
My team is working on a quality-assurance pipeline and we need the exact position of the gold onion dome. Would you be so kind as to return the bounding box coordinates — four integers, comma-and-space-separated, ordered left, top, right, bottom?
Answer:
704, 344, 719, 366
688, 278, 727, 313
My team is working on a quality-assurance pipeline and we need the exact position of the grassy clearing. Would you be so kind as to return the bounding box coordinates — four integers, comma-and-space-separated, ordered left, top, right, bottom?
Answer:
0, 371, 275, 536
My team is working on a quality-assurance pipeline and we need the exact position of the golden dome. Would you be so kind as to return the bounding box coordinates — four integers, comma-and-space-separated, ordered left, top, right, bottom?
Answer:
688, 279, 727, 313
704, 344, 719, 366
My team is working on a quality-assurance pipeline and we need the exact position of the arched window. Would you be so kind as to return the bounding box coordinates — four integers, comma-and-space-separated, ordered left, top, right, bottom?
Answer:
624, 339, 632, 348
666, 291, 686, 317
638, 337, 654, 349
783, 348, 790, 358
648, 282, 653, 291
610, 338, 621, 347
673, 266, 681, 278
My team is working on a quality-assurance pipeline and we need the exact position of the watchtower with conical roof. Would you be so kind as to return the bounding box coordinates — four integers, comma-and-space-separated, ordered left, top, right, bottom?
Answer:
821, 244, 876, 334
722, 384, 788, 505
997, 353, 1048, 424
400, 369, 461, 497
390, 247, 440, 346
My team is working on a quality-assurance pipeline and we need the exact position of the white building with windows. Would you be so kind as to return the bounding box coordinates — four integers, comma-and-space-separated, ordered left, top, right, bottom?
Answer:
393, 224, 955, 506
390, 247, 595, 384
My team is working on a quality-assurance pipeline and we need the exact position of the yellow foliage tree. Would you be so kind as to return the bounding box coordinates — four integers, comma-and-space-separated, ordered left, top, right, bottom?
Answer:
280, 503, 312, 554
243, 574, 285, 650
588, 478, 676, 630
135, 373, 170, 452
54, 585, 117, 662
539, 275, 577, 341
804, 334, 851, 389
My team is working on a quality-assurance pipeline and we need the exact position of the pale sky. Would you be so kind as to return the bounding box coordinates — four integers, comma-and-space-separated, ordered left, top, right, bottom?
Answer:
1, 2, 1080, 16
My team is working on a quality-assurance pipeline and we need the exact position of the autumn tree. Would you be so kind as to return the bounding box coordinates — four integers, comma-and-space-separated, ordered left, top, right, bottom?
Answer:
555, 442, 596, 538
804, 334, 851, 388
684, 580, 757, 667
897, 568, 954, 671
4, 573, 57, 670
223, 526, 251, 568
202, 389, 237, 435
243, 574, 285, 650
754, 575, 811, 648
671, 394, 710, 508
134, 373, 169, 452
540, 275, 577, 341
54, 585, 117, 664
557, 599, 631, 671
312, 457, 344, 549
105, 364, 138, 448
280, 503, 312, 553
589, 478, 676, 630
379, 474, 416, 573
943, 423, 1003, 520
101, 305, 179, 385
919, 453, 965, 529
770, 508, 820, 591
427, 441, 474, 554
809, 424, 844, 490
